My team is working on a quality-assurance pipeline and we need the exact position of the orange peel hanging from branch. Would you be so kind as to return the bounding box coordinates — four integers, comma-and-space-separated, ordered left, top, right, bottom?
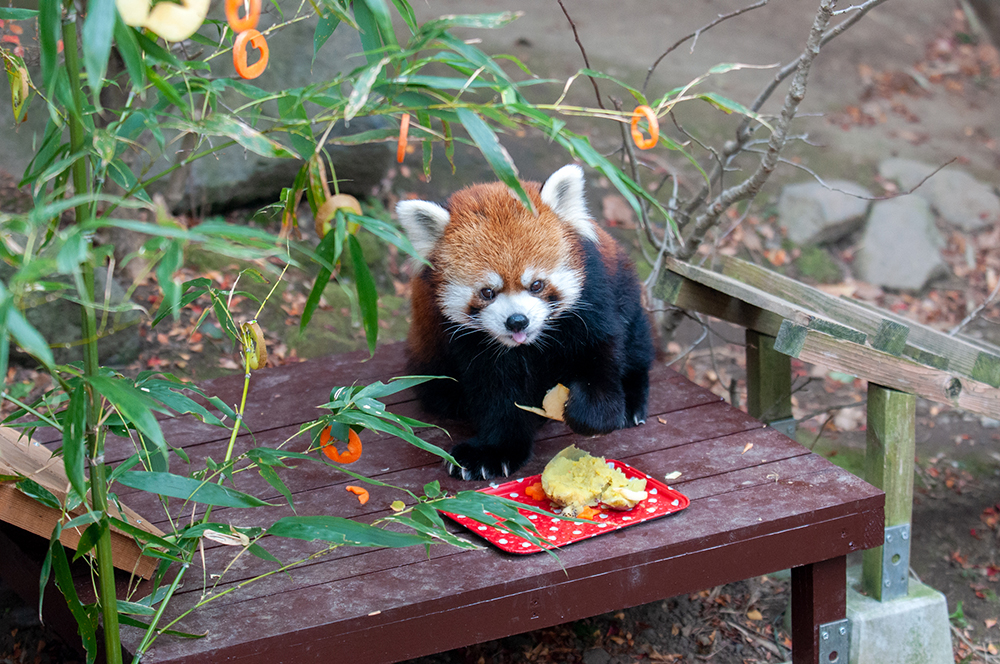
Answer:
630, 105, 659, 150
225, 0, 260, 32
233, 29, 269, 80
320, 426, 363, 464
397, 113, 410, 163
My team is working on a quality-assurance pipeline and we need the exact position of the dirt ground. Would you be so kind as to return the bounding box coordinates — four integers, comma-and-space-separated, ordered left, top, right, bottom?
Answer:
3, 0, 1000, 662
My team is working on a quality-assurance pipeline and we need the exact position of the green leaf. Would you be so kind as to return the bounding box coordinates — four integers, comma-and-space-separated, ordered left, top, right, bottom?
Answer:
313, 13, 341, 64
345, 57, 389, 122
267, 515, 431, 548
0, 7, 39, 18
276, 94, 314, 159
61, 384, 89, 501
578, 68, 648, 105
38, 0, 61, 95
248, 542, 283, 564
17, 478, 61, 510
82, 0, 116, 101
300, 223, 339, 331
114, 471, 275, 508
166, 115, 298, 160
116, 600, 156, 616
256, 463, 293, 509
85, 375, 166, 460
348, 233, 378, 356
355, 0, 397, 59
49, 529, 98, 663
1, 297, 55, 367
113, 18, 145, 88
455, 108, 533, 213
73, 521, 109, 561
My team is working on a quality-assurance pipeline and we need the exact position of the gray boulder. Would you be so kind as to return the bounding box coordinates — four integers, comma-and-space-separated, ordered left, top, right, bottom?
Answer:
879, 158, 999, 232
4, 266, 142, 367
853, 196, 948, 291
138, 15, 393, 212
777, 180, 873, 245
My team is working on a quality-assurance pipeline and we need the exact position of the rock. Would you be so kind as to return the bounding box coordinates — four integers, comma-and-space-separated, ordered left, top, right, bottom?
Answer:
879, 158, 1000, 231
4, 266, 142, 367
582, 647, 613, 664
777, 180, 872, 245
136, 15, 393, 213
853, 196, 948, 291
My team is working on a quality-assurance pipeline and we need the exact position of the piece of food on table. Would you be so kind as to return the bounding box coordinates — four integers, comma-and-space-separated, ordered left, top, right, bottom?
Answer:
540, 445, 647, 516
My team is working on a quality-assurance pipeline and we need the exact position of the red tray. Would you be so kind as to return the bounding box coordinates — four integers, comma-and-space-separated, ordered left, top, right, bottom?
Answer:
443, 460, 689, 554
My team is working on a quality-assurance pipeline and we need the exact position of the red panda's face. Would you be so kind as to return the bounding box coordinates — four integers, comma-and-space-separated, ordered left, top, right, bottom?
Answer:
397, 165, 599, 349
435, 184, 584, 348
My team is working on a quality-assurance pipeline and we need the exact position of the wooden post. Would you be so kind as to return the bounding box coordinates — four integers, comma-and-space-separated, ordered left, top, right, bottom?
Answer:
862, 384, 916, 600
746, 329, 794, 431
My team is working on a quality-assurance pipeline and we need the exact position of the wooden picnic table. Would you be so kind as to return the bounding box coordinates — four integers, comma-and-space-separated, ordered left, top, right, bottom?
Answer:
0, 342, 883, 663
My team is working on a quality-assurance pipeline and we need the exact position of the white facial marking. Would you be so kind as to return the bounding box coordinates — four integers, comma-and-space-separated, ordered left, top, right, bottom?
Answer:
548, 265, 584, 310
481, 292, 550, 347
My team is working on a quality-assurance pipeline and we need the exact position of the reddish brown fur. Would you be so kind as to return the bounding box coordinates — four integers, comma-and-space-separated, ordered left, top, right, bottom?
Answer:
433, 182, 584, 290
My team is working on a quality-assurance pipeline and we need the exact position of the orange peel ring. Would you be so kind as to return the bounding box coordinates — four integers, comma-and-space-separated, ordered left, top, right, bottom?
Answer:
346, 485, 370, 505
233, 29, 269, 80
320, 426, 363, 464
630, 105, 659, 150
225, 0, 260, 32
397, 113, 410, 164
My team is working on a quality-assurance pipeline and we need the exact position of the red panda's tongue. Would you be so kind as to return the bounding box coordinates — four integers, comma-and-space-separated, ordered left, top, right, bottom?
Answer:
512, 331, 528, 344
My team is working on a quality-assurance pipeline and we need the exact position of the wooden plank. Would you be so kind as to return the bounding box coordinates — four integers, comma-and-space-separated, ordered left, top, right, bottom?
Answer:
861, 385, 916, 600
652, 269, 786, 336
773, 320, 1000, 419
662, 258, 867, 344
0, 427, 163, 578
847, 294, 1000, 385
122, 470, 882, 664
791, 556, 847, 664
746, 330, 793, 424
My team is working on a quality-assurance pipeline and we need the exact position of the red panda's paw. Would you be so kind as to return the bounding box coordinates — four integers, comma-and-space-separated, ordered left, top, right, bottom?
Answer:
563, 383, 627, 436
446, 440, 531, 481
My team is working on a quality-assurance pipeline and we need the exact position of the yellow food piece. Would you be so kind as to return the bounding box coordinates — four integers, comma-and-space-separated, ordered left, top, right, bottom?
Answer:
515, 383, 570, 421
540, 445, 647, 516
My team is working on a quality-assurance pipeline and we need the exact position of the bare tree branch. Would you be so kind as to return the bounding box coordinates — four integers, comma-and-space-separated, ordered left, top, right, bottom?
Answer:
678, 0, 839, 260
642, 0, 770, 95
556, 0, 606, 110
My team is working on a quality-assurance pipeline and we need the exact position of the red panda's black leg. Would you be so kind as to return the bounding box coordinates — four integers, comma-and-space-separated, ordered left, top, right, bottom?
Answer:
448, 406, 540, 480
562, 348, 628, 436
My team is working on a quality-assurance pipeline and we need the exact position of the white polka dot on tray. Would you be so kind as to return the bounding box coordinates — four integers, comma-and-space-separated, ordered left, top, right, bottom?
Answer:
521, 542, 532, 548
550, 527, 559, 532
572, 530, 583, 535
671, 499, 679, 506
551, 517, 561, 523
599, 513, 609, 519
647, 507, 656, 513
598, 523, 607, 528
509, 493, 518, 498
648, 498, 657, 504
498, 538, 508, 544
478, 525, 487, 531
528, 514, 537, 520
650, 488, 658, 495
622, 517, 632, 521
548, 535, 557, 541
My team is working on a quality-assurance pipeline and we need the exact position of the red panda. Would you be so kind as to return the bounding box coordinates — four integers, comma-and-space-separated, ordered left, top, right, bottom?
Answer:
396, 165, 653, 480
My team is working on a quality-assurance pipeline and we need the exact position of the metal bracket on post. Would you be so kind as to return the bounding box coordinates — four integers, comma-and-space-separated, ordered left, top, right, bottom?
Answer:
766, 416, 797, 439
881, 523, 911, 601
819, 618, 850, 663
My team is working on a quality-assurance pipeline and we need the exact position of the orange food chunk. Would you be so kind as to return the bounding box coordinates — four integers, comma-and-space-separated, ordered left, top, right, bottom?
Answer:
346, 485, 369, 505
524, 482, 547, 501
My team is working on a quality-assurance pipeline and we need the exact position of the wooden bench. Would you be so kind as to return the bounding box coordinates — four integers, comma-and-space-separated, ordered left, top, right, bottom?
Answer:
0, 342, 883, 664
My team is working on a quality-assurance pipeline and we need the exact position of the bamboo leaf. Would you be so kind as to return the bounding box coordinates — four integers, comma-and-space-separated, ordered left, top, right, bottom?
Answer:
0, 7, 39, 18
82, 0, 115, 101
348, 233, 378, 356
114, 471, 275, 508
49, 528, 98, 663
85, 375, 166, 453
455, 108, 533, 213
17, 478, 61, 510
62, 384, 89, 501
344, 57, 388, 121
267, 515, 431, 548
313, 12, 340, 64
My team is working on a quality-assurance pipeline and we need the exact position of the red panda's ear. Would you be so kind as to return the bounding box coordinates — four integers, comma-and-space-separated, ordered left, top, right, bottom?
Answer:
541, 165, 598, 243
396, 200, 451, 259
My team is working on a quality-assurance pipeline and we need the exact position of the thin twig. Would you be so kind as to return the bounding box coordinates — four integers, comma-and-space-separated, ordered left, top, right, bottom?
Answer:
556, 0, 606, 110
642, 0, 769, 94
951, 277, 1000, 336
678, 0, 839, 260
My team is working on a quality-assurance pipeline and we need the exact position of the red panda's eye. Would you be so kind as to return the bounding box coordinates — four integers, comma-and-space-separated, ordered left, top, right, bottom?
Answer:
529, 280, 545, 293
480, 288, 495, 300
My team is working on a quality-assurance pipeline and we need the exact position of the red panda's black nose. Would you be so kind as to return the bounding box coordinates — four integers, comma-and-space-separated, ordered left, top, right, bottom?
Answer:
505, 314, 529, 333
